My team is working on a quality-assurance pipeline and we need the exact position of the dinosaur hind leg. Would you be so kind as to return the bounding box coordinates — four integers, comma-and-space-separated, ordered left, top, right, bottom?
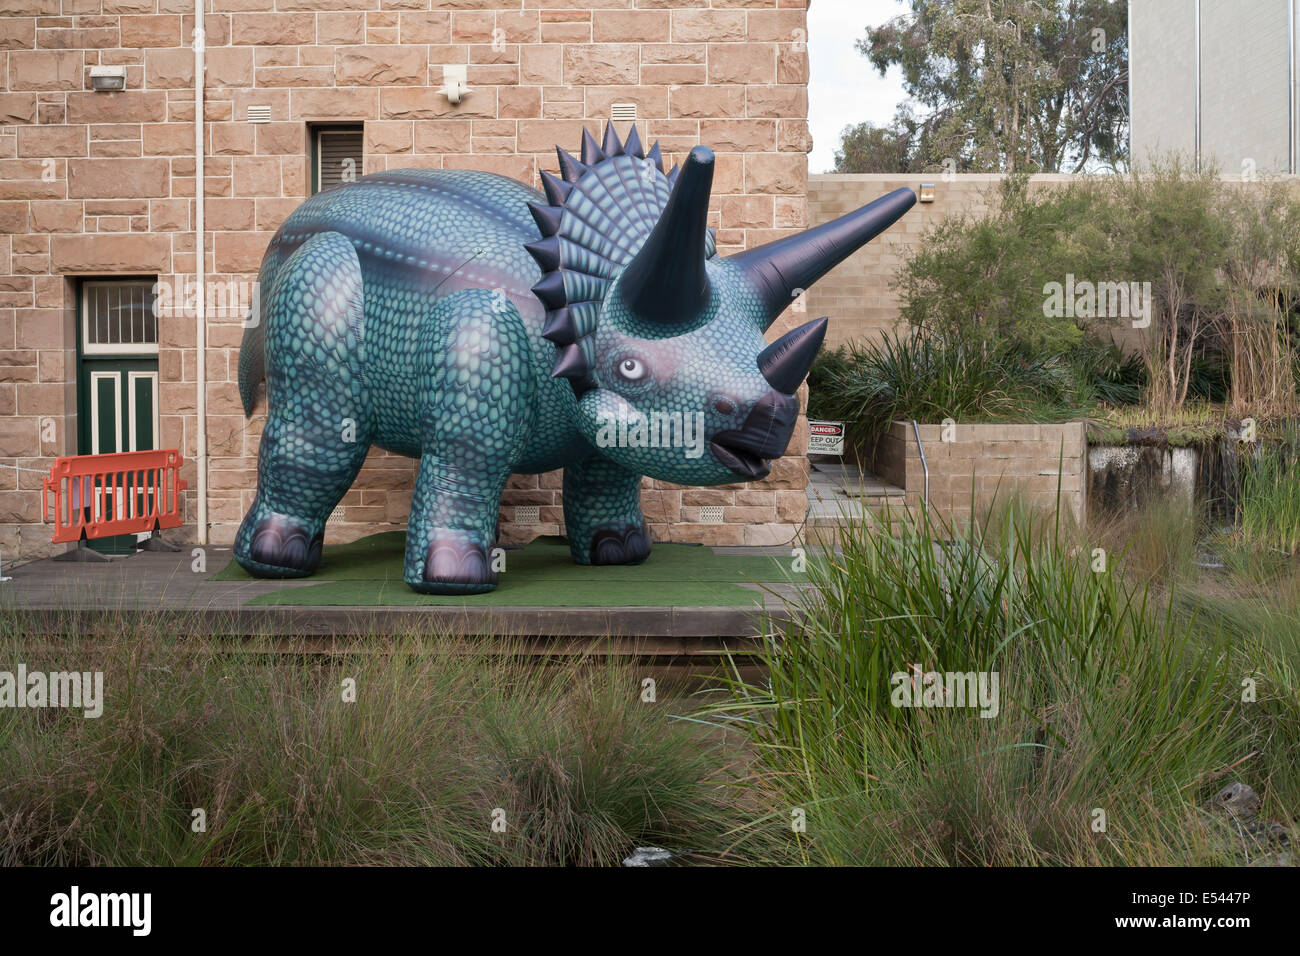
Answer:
235, 231, 371, 578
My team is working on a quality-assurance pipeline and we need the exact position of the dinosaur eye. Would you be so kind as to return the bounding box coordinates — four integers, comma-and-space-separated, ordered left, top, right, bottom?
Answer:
616, 357, 647, 382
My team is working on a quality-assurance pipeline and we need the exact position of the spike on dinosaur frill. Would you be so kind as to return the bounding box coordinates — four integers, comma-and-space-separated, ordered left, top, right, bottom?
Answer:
666, 163, 680, 186
623, 126, 644, 160
531, 271, 566, 310
541, 307, 578, 345
556, 148, 587, 183
646, 142, 663, 172
525, 236, 561, 273
580, 128, 605, 166
539, 169, 572, 207
551, 342, 589, 381
601, 122, 624, 158
527, 201, 562, 237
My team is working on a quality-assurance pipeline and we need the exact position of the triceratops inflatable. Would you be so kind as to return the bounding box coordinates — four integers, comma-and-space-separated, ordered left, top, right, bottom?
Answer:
235, 123, 915, 593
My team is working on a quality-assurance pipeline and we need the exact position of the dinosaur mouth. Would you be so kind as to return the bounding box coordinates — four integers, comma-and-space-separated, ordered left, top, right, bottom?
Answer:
710, 391, 799, 480
710, 440, 772, 480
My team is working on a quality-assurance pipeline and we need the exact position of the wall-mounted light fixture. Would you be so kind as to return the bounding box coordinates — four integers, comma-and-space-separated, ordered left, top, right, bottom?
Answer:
89, 65, 127, 92
918, 183, 936, 203
440, 65, 470, 106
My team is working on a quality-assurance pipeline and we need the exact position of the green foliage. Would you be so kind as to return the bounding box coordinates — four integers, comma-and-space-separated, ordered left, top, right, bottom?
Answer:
1074, 157, 1235, 409
1235, 427, 1300, 558
0, 623, 753, 866
896, 176, 1101, 352
806, 329, 1088, 448
710, 496, 1294, 865
1066, 337, 1146, 406
833, 120, 920, 174
895, 159, 1300, 414
861, 0, 1130, 173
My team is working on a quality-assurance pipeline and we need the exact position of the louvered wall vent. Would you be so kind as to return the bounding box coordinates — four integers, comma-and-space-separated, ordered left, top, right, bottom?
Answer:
610, 103, 637, 122
247, 106, 272, 123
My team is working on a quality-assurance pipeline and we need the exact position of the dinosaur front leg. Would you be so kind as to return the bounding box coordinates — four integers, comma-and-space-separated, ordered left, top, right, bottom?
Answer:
563, 456, 651, 566
405, 290, 535, 594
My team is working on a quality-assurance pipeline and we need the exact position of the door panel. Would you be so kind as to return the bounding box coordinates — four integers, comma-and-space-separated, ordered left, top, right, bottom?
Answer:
127, 370, 158, 453
89, 370, 121, 455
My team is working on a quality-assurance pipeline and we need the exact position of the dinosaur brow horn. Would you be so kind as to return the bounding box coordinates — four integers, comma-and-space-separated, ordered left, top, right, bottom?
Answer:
619, 145, 715, 326
729, 186, 917, 331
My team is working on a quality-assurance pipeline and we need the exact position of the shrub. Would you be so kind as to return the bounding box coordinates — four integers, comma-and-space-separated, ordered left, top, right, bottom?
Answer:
895, 175, 1101, 353
894, 158, 1300, 415
1066, 336, 1146, 406
807, 330, 1087, 448
1236, 426, 1300, 558
711, 496, 1265, 866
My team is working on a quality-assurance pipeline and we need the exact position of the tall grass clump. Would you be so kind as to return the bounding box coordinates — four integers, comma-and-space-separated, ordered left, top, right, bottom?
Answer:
712, 497, 1256, 865
0, 613, 751, 866
1236, 427, 1300, 558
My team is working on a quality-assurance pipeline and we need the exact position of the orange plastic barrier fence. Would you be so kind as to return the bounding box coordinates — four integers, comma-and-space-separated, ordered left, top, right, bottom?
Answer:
42, 449, 188, 544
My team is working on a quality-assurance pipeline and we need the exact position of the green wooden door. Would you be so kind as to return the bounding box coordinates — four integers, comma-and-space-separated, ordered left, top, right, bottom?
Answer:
77, 280, 160, 554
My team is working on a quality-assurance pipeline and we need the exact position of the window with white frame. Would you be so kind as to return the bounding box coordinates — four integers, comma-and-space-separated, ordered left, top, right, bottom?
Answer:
81, 279, 158, 355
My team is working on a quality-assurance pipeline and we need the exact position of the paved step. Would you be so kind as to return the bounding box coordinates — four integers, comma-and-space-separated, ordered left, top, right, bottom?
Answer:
803, 460, 911, 547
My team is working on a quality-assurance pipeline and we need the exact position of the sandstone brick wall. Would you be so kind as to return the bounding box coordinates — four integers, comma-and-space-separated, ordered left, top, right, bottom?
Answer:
869, 420, 1087, 526
0, 0, 815, 563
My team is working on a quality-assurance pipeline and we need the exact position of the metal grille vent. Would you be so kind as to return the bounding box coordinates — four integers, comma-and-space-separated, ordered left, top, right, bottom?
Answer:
247, 105, 272, 123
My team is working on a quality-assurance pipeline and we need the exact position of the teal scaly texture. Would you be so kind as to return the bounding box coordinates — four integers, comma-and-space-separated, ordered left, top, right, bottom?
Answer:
236, 123, 916, 593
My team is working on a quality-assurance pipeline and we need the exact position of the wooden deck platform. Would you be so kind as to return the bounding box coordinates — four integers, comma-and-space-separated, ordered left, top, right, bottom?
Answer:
0, 546, 797, 658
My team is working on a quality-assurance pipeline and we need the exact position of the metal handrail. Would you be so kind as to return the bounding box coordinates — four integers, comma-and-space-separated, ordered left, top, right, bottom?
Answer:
911, 419, 929, 510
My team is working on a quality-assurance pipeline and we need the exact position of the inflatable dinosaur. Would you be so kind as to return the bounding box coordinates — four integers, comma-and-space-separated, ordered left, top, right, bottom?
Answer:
235, 123, 916, 593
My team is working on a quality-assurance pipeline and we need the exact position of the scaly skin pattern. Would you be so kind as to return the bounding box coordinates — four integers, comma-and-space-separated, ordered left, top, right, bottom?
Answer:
236, 126, 915, 592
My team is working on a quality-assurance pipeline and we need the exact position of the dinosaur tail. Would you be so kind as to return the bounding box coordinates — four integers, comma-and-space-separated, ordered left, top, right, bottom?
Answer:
238, 245, 286, 417
237, 315, 265, 417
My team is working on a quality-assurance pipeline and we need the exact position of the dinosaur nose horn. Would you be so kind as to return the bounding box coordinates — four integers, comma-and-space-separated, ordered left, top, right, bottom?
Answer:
757, 316, 829, 394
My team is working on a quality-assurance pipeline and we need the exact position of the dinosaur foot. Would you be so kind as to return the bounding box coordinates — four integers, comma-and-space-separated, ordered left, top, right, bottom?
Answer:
236, 513, 323, 578
409, 536, 497, 595
588, 521, 652, 566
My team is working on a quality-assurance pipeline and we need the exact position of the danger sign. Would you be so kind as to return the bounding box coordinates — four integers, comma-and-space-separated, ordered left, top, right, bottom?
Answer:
807, 420, 845, 456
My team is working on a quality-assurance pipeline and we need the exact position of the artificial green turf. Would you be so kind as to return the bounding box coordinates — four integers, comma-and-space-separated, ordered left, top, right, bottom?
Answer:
212, 532, 808, 606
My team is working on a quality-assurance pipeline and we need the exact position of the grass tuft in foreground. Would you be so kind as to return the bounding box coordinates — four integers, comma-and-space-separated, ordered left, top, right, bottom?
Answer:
0, 615, 757, 867
708, 495, 1299, 865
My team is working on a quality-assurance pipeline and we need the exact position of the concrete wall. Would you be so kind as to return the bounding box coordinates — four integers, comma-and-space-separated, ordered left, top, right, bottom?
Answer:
0, 0, 817, 563
1129, 0, 1197, 167
869, 420, 1087, 526
1131, 0, 1296, 175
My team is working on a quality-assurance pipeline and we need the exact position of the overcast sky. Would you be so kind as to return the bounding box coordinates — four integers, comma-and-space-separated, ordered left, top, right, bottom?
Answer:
807, 0, 909, 173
